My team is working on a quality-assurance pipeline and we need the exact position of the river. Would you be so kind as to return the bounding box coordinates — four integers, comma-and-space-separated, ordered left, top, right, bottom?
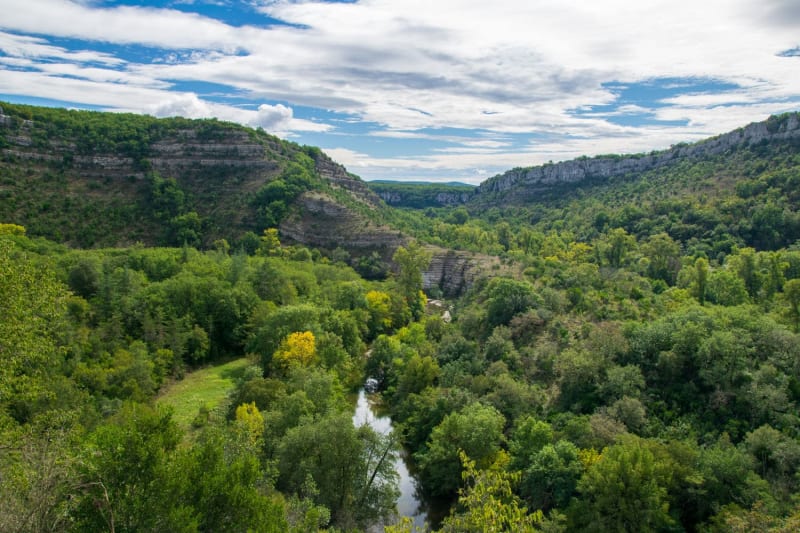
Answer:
352, 386, 428, 530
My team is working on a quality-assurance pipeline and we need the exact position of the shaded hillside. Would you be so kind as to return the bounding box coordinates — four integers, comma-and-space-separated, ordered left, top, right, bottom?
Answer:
0, 102, 380, 249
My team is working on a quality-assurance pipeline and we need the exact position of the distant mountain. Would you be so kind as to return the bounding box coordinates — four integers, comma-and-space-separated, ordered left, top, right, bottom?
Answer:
369, 180, 475, 187
367, 180, 475, 208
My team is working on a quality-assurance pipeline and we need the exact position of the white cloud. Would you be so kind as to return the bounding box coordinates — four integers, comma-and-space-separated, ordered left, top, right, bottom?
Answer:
0, 0, 799, 180
150, 93, 213, 119
0, 0, 251, 51
0, 31, 124, 65
252, 103, 293, 130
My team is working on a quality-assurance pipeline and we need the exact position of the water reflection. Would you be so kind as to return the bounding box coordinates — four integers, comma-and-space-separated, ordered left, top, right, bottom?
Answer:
353, 387, 428, 529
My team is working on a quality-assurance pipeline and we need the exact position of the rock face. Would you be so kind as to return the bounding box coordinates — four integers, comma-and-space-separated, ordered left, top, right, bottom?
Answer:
1, 117, 279, 177
279, 195, 495, 295
376, 190, 473, 207
423, 247, 501, 297
280, 191, 405, 254
312, 152, 384, 207
476, 112, 800, 200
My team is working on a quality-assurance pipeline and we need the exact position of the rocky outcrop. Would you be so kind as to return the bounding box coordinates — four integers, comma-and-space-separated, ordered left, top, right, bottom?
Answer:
313, 152, 384, 207
377, 190, 473, 207
423, 247, 501, 297
435, 191, 473, 205
280, 191, 405, 253
476, 112, 800, 200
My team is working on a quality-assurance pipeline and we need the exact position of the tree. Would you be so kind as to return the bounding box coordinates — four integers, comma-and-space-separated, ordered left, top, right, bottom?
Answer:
571, 436, 675, 532
695, 257, 709, 305
439, 452, 543, 533
784, 278, 800, 331
642, 232, 681, 285
365, 290, 393, 338
234, 401, 265, 445
602, 228, 635, 268
72, 403, 183, 532
276, 412, 398, 529
707, 269, 749, 306
485, 277, 539, 328
248, 304, 321, 371
272, 331, 317, 371
392, 241, 432, 319
258, 228, 282, 256
416, 402, 506, 498
729, 247, 761, 299
0, 238, 70, 425
519, 440, 582, 511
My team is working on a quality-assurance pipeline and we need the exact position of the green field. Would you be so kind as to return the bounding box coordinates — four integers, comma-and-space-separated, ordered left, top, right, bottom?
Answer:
157, 357, 251, 432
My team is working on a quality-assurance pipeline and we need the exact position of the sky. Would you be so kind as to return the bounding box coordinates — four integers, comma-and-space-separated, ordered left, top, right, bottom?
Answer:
0, 0, 798, 184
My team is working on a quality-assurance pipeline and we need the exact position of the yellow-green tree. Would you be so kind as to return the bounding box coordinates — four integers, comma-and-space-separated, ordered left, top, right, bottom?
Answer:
258, 228, 282, 256
0, 223, 25, 236
272, 331, 316, 370
365, 290, 393, 337
235, 401, 265, 445
784, 279, 800, 331
439, 452, 543, 533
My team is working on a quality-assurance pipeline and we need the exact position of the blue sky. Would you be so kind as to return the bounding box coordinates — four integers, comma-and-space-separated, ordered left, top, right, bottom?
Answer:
0, 0, 798, 184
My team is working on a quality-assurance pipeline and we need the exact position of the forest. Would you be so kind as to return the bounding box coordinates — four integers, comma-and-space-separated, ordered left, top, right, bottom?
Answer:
2, 105, 800, 532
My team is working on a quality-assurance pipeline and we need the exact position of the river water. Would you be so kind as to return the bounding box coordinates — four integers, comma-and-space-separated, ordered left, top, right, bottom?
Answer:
352, 387, 428, 530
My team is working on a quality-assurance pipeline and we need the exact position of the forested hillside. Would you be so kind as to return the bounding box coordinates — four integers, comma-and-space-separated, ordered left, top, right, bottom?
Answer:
0, 101, 391, 254
2, 104, 800, 532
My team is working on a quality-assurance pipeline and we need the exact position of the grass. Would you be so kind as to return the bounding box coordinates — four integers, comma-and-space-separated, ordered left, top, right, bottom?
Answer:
157, 357, 251, 432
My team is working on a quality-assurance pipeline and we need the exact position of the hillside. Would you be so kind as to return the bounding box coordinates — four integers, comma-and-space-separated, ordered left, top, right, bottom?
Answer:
0, 102, 499, 295
473, 112, 800, 205
367, 112, 800, 265
0, 102, 385, 249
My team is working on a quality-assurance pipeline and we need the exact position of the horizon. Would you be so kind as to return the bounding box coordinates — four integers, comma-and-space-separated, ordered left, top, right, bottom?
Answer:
1, 0, 799, 184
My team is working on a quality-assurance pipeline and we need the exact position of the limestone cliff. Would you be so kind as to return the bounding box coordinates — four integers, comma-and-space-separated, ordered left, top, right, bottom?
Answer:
475, 112, 800, 202
422, 247, 502, 297
279, 191, 404, 254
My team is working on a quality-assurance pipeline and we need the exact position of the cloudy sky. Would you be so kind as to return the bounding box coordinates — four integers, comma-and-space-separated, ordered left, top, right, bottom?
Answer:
0, 0, 798, 183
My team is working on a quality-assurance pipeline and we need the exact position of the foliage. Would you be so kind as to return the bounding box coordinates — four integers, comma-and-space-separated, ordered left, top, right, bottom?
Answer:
272, 331, 317, 371
3, 103, 800, 531
439, 452, 543, 533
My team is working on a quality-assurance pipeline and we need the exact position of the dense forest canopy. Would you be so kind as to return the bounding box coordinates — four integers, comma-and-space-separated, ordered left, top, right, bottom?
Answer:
2, 105, 800, 532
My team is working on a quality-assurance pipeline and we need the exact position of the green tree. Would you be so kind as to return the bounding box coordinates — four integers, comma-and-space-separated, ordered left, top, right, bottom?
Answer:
485, 277, 540, 329
729, 247, 762, 299
784, 278, 800, 331
416, 402, 506, 498
0, 238, 70, 425
519, 440, 583, 511
602, 228, 636, 268
707, 269, 749, 306
276, 412, 398, 529
72, 403, 183, 532
642, 232, 682, 285
392, 241, 432, 319
571, 436, 675, 533
439, 452, 543, 533
695, 256, 709, 305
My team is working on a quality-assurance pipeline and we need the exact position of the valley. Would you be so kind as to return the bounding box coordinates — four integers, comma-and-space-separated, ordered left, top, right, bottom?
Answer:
2, 103, 800, 532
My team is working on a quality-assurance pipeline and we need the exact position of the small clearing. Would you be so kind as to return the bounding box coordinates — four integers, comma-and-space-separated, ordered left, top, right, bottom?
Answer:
157, 357, 251, 432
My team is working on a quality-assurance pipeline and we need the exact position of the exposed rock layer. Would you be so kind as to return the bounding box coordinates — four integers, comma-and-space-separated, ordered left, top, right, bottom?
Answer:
475, 113, 800, 201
